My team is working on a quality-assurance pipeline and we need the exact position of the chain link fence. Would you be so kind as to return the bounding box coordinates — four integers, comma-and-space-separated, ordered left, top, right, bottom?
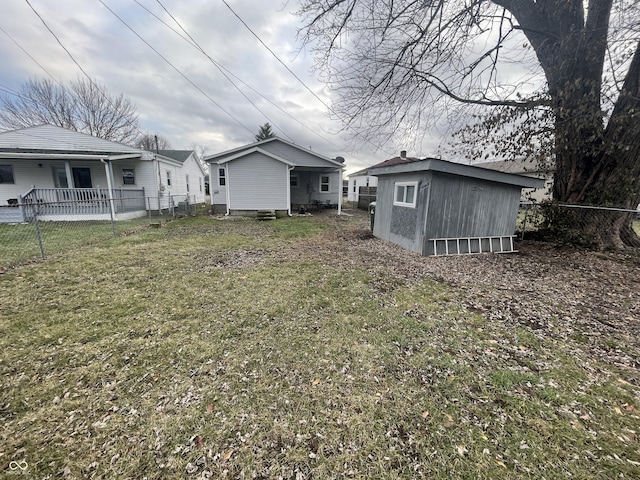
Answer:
0, 194, 204, 269
517, 202, 640, 244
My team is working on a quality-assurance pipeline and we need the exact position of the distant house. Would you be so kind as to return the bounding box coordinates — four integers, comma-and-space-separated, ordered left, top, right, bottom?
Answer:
368, 158, 545, 256
347, 151, 420, 203
205, 137, 345, 216
473, 157, 554, 203
0, 124, 205, 223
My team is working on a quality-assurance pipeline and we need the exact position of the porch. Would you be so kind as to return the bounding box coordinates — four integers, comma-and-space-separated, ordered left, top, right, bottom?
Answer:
1, 187, 146, 223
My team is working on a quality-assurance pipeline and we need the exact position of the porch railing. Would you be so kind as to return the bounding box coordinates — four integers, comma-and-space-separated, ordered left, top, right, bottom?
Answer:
20, 187, 145, 218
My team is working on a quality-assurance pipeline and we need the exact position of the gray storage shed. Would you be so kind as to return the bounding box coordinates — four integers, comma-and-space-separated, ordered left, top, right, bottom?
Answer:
367, 158, 545, 256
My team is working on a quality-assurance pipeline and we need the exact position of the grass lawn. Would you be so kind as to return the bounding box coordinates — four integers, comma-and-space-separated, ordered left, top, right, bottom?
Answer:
1, 212, 639, 478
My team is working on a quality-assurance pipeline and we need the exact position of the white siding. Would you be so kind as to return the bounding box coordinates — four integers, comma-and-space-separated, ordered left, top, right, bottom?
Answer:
347, 174, 378, 202
228, 153, 288, 210
180, 154, 206, 203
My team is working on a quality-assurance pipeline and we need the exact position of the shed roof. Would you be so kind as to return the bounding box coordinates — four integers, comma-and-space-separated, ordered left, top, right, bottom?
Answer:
368, 157, 545, 189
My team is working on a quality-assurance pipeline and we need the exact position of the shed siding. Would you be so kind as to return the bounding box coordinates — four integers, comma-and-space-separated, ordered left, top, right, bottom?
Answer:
424, 172, 521, 241
228, 153, 287, 210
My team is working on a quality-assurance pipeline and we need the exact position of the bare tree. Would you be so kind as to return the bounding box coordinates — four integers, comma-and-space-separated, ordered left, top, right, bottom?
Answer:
299, 0, 640, 248
136, 132, 172, 151
0, 77, 140, 144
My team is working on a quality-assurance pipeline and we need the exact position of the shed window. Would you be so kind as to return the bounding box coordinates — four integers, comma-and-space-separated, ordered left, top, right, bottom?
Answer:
219, 168, 226, 186
320, 175, 330, 192
0, 164, 15, 184
394, 182, 417, 208
122, 168, 135, 185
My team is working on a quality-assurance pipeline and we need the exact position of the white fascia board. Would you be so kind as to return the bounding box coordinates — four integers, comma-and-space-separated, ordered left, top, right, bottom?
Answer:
216, 147, 296, 167
0, 152, 143, 161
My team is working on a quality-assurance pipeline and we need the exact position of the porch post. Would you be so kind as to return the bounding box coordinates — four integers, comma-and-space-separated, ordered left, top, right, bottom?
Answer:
102, 159, 117, 219
65, 161, 74, 188
286, 165, 293, 216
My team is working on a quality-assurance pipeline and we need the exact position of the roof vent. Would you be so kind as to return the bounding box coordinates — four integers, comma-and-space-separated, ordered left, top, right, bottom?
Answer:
400, 150, 407, 158
335, 156, 345, 163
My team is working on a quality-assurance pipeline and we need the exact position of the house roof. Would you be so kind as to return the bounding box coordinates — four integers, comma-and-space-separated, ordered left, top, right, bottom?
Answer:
204, 137, 344, 169
0, 124, 145, 157
348, 154, 421, 177
473, 157, 555, 175
157, 150, 193, 163
368, 157, 545, 189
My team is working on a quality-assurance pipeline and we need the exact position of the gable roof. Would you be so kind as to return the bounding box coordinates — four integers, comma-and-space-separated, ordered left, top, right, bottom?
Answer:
474, 157, 555, 175
368, 157, 545, 189
0, 124, 145, 157
205, 137, 344, 168
157, 150, 193, 163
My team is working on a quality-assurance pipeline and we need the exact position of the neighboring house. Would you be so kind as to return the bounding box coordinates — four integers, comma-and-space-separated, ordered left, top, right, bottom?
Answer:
474, 157, 554, 203
368, 158, 545, 256
205, 137, 345, 216
0, 124, 205, 223
347, 167, 377, 203
156, 150, 207, 206
347, 151, 420, 203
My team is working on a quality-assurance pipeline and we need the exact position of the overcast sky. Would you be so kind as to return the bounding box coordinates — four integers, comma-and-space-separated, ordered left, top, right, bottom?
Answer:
0, 0, 444, 174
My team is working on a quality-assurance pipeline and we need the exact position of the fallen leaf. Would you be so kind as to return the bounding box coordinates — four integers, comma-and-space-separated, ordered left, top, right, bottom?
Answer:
421, 411, 430, 419
196, 435, 203, 448
222, 449, 234, 462
623, 403, 639, 413
206, 404, 213, 413
614, 406, 622, 415
312, 378, 321, 386
457, 445, 468, 456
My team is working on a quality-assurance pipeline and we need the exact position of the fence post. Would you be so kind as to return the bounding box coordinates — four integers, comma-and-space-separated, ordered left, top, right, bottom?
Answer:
31, 204, 45, 259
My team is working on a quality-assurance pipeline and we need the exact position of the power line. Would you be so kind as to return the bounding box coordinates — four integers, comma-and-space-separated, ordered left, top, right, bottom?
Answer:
98, 0, 254, 137
135, 0, 350, 152
0, 24, 60, 84
219, 0, 332, 113
154, 0, 295, 142
23, 0, 145, 140
218, 0, 395, 158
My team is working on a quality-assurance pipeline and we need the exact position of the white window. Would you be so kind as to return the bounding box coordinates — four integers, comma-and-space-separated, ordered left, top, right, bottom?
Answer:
290, 174, 298, 187
394, 181, 417, 208
186, 174, 190, 192
320, 175, 330, 192
166, 170, 172, 187
199, 177, 203, 193
218, 168, 226, 186
122, 168, 135, 185
352, 182, 356, 193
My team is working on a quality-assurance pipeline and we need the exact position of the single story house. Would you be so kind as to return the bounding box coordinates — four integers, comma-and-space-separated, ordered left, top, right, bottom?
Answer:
368, 158, 545, 256
0, 125, 206, 223
205, 137, 345, 216
347, 151, 420, 203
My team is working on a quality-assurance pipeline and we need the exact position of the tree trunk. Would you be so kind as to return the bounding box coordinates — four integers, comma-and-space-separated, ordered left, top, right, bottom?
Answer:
508, 0, 640, 249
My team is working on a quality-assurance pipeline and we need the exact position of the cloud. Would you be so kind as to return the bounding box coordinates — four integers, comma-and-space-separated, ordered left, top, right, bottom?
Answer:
0, 0, 460, 174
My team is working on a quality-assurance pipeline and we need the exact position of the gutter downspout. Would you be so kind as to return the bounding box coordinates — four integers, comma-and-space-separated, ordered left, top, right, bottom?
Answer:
101, 159, 116, 219
224, 164, 230, 216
